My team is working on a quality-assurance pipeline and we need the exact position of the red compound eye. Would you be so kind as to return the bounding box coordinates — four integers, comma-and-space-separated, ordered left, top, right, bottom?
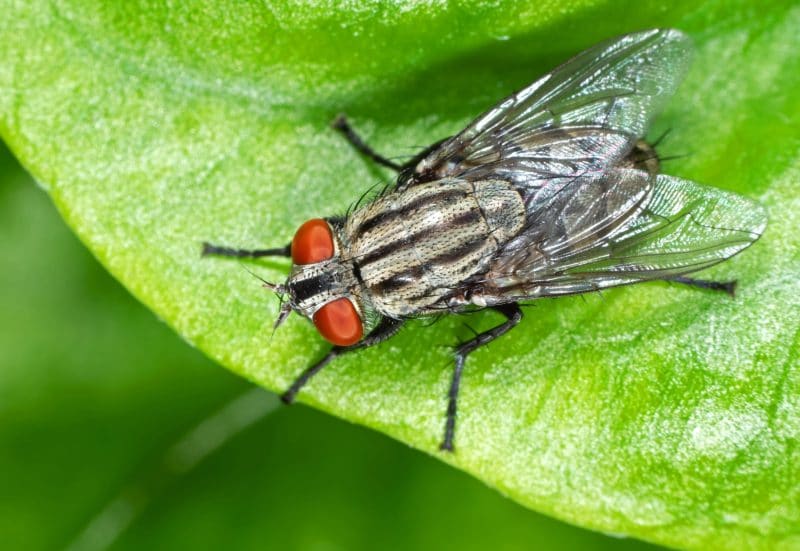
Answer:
313, 298, 363, 346
291, 218, 334, 265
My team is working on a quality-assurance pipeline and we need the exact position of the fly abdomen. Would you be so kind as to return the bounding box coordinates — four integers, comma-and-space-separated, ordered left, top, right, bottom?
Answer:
345, 179, 525, 317
622, 138, 661, 176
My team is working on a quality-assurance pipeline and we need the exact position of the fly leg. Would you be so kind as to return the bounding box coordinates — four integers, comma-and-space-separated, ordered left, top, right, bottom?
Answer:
202, 242, 291, 258
441, 303, 523, 452
663, 276, 737, 296
332, 114, 402, 171
281, 317, 405, 404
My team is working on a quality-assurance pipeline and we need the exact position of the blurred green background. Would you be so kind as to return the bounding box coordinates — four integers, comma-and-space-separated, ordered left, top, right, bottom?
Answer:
0, 139, 662, 550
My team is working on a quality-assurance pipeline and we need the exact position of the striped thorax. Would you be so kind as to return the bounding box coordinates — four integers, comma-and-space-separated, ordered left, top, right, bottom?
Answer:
344, 178, 526, 317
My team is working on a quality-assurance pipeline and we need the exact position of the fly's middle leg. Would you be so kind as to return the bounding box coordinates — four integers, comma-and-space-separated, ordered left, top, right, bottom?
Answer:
332, 114, 402, 172
441, 303, 523, 452
663, 276, 737, 296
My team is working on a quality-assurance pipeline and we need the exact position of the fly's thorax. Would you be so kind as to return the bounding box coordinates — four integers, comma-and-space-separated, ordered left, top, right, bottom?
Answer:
342, 178, 526, 318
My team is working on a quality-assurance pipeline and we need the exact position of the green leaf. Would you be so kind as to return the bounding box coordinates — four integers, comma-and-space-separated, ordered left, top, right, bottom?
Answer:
1, 2, 798, 550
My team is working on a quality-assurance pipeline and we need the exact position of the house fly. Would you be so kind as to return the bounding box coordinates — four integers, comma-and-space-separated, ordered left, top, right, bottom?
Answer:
203, 29, 767, 452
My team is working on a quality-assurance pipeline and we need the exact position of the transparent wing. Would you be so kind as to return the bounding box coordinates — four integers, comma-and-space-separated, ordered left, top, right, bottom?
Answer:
402, 29, 692, 188
483, 169, 767, 299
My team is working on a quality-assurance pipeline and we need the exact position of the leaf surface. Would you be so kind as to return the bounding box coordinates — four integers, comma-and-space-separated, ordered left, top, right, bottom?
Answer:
0, 1, 798, 549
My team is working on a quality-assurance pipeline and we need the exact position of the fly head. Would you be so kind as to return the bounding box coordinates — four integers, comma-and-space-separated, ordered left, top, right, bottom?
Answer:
278, 218, 366, 347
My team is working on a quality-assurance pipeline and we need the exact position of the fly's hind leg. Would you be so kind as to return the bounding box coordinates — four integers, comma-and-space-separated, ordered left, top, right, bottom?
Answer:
441, 303, 523, 452
332, 114, 402, 172
664, 276, 737, 297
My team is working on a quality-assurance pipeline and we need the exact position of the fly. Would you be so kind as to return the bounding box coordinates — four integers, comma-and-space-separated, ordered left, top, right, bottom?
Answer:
203, 29, 767, 452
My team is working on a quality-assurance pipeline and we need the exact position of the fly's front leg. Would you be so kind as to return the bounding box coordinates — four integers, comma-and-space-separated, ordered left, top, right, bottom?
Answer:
664, 276, 737, 296
332, 114, 402, 172
441, 303, 523, 452
281, 317, 405, 404
202, 242, 291, 258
